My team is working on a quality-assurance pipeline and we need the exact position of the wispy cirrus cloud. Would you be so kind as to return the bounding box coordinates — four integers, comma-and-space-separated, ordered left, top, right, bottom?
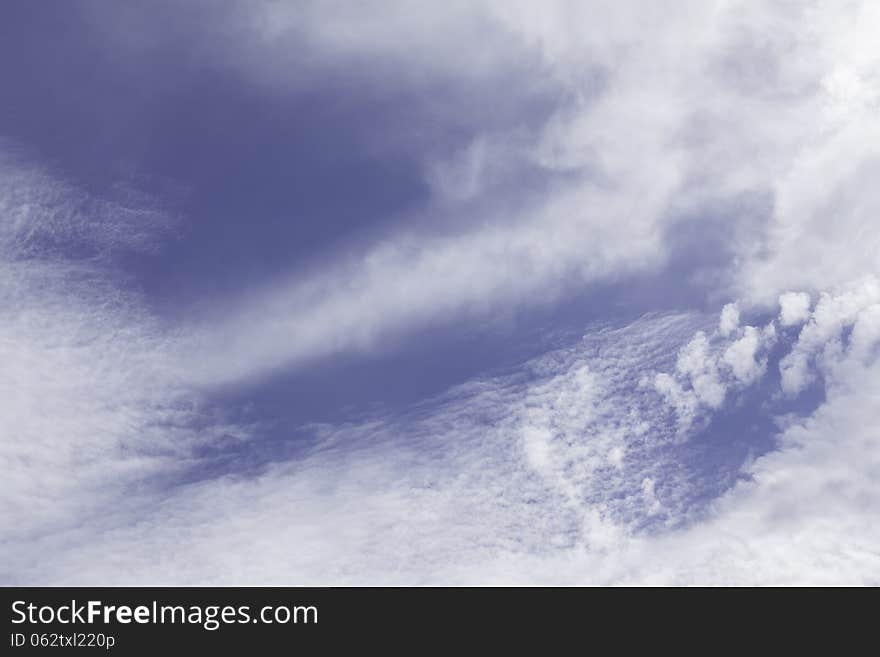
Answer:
7, 282, 879, 585
0, 152, 248, 568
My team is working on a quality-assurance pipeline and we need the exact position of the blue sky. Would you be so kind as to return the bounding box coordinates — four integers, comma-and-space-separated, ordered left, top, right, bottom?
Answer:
2, 1, 880, 585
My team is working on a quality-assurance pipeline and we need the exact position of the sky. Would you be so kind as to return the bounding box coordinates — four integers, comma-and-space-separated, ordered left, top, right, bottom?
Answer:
1, 0, 879, 585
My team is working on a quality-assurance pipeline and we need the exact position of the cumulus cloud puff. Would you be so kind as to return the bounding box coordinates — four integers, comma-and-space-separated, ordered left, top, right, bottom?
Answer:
779, 292, 812, 327
780, 277, 880, 395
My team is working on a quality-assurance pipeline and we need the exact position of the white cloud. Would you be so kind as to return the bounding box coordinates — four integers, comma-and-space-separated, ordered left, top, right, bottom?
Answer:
6, 2, 880, 586
780, 277, 880, 395
7, 293, 879, 585
453, 362, 880, 585
3, 176, 877, 586
653, 371, 700, 434
779, 291, 812, 326
722, 326, 767, 385
677, 332, 727, 412
128, 0, 880, 385
0, 153, 246, 561
719, 303, 740, 337
653, 302, 781, 430
3, 310, 715, 583
182, 175, 678, 385
641, 477, 663, 517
